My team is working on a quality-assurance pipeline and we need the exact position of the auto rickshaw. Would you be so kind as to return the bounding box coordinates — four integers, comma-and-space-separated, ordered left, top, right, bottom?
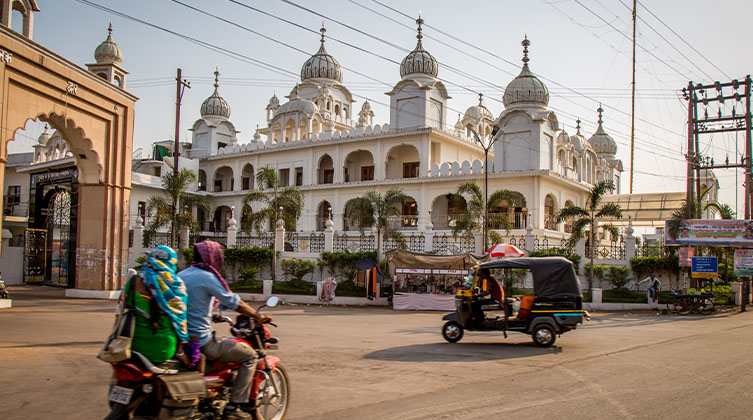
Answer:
441, 256, 589, 347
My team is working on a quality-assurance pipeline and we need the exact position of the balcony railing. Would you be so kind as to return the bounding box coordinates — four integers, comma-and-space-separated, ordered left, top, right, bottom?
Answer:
3, 202, 27, 217
544, 215, 557, 230
487, 212, 527, 229
387, 215, 418, 230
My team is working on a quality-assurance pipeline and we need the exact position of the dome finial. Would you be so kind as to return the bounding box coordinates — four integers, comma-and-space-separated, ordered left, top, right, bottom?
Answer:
214, 66, 220, 89
522, 34, 530, 67
320, 21, 326, 44
478, 92, 484, 106
108, 23, 112, 36
576, 118, 582, 134
597, 104, 604, 125
416, 13, 424, 42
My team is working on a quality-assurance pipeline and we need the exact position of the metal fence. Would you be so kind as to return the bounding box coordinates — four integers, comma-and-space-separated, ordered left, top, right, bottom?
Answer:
431, 233, 474, 255
383, 233, 425, 253
284, 232, 325, 253
235, 231, 274, 248
143, 231, 171, 248
333, 233, 376, 253
585, 240, 626, 260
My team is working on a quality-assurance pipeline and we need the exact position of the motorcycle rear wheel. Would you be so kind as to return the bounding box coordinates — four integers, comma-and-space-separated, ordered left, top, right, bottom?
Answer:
252, 363, 290, 420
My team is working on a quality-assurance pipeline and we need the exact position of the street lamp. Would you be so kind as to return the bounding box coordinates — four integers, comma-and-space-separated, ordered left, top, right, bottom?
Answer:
469, 126, 500, 251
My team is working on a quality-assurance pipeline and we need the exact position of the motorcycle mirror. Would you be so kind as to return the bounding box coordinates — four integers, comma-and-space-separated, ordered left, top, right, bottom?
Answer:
266, 296, 279, 308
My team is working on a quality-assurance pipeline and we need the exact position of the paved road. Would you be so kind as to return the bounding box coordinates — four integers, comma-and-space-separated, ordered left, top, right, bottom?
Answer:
1, 289, 752, 419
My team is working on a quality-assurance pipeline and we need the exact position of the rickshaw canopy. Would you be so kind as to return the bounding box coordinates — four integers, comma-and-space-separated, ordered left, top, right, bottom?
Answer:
478, 257, 582, 298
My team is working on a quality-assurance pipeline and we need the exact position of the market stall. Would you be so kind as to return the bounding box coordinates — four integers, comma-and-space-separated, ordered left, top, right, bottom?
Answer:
386, 250, 486, 311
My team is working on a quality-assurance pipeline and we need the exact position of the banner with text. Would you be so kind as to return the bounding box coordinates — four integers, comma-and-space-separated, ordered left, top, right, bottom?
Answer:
665, 219, 753, 247
734, 249, 753, 276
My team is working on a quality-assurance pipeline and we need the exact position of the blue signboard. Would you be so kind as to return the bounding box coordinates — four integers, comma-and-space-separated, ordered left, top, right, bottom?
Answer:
691, 257, 718, 278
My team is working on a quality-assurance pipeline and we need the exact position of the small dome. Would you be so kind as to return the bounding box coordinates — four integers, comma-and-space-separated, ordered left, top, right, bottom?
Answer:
503, 36, 549, 108
252, 126, 262, 142
275, 87, 319, 117
454, 113, 464, 132
200, 69, 231, 119
463, 93, 494, 123
300, 26, 343, 83
38, 125, 51, 146
94, 24, 123, 65
588, 107, 617, 156
400, 16, 438, 79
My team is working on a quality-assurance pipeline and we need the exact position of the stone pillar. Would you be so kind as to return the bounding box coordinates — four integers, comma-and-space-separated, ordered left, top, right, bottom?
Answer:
316, 282, 323, 301
592, 288, 602, 305
524, 224, 535, 254
324, 217, 334, 252
226, 206, 238, 248
474, 231, 484, 255
132, 216, 144, 252
624, 225, 636, 260
263, 280, 273, 297
575, 237, 586, 259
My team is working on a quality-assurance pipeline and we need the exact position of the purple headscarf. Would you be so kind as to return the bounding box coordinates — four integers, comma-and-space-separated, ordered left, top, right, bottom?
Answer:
192, 241, 231, 295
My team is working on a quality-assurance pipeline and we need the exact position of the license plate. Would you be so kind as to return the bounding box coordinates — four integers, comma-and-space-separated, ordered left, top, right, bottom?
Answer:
109, 385, 134, 405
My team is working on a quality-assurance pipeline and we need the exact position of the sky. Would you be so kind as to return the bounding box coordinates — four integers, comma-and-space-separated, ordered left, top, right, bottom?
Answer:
12, 0, 753, 216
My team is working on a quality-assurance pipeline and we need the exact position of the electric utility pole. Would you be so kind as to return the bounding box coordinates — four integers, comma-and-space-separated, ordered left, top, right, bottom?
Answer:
174, 68, 190, 173
629, 0, 636, 194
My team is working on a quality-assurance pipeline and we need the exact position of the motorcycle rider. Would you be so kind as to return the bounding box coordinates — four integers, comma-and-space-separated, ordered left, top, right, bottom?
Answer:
179, 241, 272, 420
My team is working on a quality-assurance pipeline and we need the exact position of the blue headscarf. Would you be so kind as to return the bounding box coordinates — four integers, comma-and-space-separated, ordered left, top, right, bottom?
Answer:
141, 246, 189, 343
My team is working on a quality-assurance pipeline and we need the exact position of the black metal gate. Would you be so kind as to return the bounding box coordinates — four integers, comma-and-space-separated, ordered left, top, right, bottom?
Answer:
23, 228, 46, 284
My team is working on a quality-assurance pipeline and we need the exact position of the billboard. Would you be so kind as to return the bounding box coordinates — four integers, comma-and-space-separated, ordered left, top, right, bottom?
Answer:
734, 249, 753, 276
665, 219, 753, 247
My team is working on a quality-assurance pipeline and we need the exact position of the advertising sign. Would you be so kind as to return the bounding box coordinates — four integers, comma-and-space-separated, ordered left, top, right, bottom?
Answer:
691, 257, 718, 278
665, 219, 753, 247
679, 247, 694, 267
734, 249, 753, 276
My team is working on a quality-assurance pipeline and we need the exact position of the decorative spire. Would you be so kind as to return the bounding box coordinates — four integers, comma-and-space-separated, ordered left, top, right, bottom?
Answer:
107, 23, 113, 37
213, 66, 220, 89
320, 21, 326, 44
522, 35, 530, 67
478, 92, 484, 106
416, 13, 424, 43
597, 104, 604, 126
576, 118, 582, 134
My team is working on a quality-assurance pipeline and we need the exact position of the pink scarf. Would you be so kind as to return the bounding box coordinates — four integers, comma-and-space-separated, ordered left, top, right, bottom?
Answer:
192, 241, 231, 299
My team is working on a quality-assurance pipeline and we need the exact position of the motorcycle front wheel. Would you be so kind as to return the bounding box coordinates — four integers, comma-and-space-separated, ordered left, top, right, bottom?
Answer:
252, 363, 290, 420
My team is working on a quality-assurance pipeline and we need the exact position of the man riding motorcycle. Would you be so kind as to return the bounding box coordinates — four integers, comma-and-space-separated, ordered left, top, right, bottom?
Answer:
178, 241, 272, 420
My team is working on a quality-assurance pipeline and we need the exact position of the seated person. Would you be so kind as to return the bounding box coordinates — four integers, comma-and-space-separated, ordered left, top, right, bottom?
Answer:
472, 268, 504, 325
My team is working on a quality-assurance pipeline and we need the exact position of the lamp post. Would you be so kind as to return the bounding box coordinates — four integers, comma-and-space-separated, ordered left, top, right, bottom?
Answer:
470, 127, 499, 251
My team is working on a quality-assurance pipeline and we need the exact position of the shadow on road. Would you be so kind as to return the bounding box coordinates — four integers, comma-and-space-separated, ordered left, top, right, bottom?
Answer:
0, 340, 102, 348
364, 341, 562, 362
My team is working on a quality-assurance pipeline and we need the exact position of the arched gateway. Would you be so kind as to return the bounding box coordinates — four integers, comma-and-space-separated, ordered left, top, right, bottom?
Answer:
0, 24, 136, 293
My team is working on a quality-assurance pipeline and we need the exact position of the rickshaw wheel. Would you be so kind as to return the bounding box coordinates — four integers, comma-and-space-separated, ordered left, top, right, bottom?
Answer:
532, 325, 556, 347
442, 321, 464, 343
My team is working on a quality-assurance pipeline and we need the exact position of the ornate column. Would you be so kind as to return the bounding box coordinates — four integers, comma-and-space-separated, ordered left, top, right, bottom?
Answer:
226, 206, 238, 248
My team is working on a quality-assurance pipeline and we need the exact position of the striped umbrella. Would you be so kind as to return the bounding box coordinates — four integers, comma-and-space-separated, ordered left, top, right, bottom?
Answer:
486, 243, 526, 258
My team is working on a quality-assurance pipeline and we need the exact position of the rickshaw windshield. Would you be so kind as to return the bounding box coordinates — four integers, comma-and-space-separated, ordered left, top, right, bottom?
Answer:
463, 269, 476, 289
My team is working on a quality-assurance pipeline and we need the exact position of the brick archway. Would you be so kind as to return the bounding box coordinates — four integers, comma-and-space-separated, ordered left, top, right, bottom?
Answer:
0, 26, 136, 291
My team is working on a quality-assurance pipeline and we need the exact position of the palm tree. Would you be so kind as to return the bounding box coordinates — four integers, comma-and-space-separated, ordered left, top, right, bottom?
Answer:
667, 186, 730, 240
241, 166, 304, 234
451, 182, 516, 249
556, 180, 622, 291
145, 168, 210, 248
345, 188, 408, 259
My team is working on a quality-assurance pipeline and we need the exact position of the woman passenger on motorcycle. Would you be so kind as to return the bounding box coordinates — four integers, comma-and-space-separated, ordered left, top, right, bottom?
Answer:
122, 245, 189, 365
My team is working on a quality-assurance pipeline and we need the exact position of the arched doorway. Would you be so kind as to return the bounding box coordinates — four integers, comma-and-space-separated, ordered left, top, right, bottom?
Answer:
1, 22, 136, 291
544, 194, 557, 230
46, 189, 73, 286
316, 200, 331, 231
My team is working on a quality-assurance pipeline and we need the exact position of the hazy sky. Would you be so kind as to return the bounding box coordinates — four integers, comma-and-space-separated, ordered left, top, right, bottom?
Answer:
13, 0, 753, 215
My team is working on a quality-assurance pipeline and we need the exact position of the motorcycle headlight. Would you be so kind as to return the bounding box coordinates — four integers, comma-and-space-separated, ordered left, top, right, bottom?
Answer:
142, 384, 154, 393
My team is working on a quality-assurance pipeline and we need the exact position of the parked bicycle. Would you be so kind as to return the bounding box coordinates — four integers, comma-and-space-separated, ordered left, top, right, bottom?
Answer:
666, 291, 715, 315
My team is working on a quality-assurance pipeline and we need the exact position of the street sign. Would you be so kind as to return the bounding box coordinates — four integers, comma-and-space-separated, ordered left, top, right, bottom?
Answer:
734, 249, 753, 276
691, 257, 718, 278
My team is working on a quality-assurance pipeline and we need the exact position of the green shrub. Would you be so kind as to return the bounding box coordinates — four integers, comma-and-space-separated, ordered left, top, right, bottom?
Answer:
134, 255, 147, 266
335, 279, 367, 297
584, 264, 631, 289
602, 289, 647, 303
182, 248, 194, 263
230, 279, 263, 294
529, 247, 581, 274
239, 267, 258, 281
280, 259, 315, 282
272, 278, 316, 295
630, 254, 679, 278
582, 291, 592, 302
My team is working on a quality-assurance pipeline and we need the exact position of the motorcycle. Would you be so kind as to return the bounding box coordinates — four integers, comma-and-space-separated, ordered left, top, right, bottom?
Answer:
104, 296, 289, 420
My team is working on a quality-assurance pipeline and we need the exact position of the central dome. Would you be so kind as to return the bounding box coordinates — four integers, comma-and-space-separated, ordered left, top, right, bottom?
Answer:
200, 69, 231, 119
300, 26, 343, 83
503, 36, 549, 108
94, 24, 123, 64
463, 93, 493, 122
400, 16, 438, 79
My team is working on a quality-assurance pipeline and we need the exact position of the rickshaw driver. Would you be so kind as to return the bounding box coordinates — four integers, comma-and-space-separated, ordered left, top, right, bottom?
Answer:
471, 268, 504, 326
